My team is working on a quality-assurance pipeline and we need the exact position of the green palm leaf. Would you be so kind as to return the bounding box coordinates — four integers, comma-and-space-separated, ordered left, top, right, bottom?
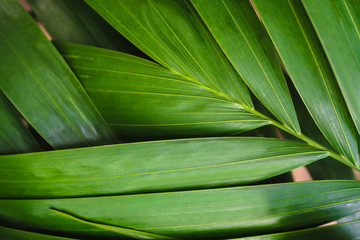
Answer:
0, 0, 115, 149
252, 0, 359, 165
302, 0, 360, 136
58, 42, 268, 140
192, 0, 300, 133
0, 137, 327, 198
1, 181, 359, 239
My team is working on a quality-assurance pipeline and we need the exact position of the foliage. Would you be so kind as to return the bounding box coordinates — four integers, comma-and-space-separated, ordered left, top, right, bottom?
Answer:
0, 0, 359, 239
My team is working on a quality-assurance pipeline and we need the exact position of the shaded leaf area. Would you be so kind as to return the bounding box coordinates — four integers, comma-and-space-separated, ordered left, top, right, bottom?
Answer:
192, 0, 300, 133
282, 78, 355, 180
302, 0, 360, 136
0, 137, 327, 198
84, 0, 253, 107
27, 0, 145, 57
0, 226, 78, 240
0, 0, 115, 149
0, 181, 359, 239
58, 43, 268, 140
0, 91, 40, 154
252, 0, 358, 166
231, 220, 360, 240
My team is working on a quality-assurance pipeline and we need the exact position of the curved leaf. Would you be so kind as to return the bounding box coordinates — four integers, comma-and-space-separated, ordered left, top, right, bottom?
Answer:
192, 0, 300, 133
302, 0, 360, 136
58, 42, 268, 140
0, 137, 327, 198
252, 0, 358, 166
0, 0, 115, 149
0, 181, 359, 239
0, 91, 40, 154
84, 0, 253, 107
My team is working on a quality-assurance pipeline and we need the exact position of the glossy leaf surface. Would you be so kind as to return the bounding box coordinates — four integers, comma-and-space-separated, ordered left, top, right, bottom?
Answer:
0, 91, 40, 154
0, 137, 327, 198
192, 0, 300, 132
302, 0, 360, 135
252, 0, 359, 165
84, 0, 253, 107
0, 181, 359, 239
27, 0, 143, 55
0, 0, 115, 149
58, 43, 268, 140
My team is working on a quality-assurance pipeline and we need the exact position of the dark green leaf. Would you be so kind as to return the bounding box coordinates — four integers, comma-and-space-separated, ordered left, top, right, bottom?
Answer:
0, 181, 359, 239
0, 0, 115, 149
0, 137, 327, 198
302, 0, 360, 136
27, 0, 144, 56
192, 0, 300, 133
58, 42, 268, 140
0, 91, 40, 154
252, 0, 359, 166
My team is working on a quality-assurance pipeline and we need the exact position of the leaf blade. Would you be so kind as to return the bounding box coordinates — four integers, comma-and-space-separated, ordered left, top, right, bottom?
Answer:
58, 42, 268, 140
252, 0, 359, 165
192, 0, 300, 133
84, 0, 253, 107
0, 181, 359, 239
302, 0, 360, 136
0, 0, 115, 148
0, 137, 327, 198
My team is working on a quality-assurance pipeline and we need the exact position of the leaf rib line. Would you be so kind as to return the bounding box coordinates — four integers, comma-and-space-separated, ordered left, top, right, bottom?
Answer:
1, 151, 325, 183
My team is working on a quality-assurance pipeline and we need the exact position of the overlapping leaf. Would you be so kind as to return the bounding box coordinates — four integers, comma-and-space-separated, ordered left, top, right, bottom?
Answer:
252, 0, 359, 166
192, 0, 300, 133
302, 0, 360, 136
84, 0, 253, 107
0, 181, 359, 239
58, 43, 268, 140
0, 0, 115, 149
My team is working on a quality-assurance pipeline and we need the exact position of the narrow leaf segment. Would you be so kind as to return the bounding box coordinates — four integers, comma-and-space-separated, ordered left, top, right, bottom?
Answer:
192, 0, 300, 133
252, 0, 359, 166
0, 137, 327, 198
